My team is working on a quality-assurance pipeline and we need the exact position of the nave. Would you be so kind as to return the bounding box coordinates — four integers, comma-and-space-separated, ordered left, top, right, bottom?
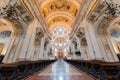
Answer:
26, 61, 94, 80
1, 0, 120, 80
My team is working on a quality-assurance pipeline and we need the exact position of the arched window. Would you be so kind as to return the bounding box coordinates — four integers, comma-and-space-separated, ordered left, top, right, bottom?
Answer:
111, 29, 120, 37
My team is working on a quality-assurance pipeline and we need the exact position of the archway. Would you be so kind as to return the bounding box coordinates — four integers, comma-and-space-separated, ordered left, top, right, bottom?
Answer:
0, 18, 24, 63
97, 17, 120, 62
0, 18, 15, 55
81, 38, 90, 60
107, 18, 120, 60
0, 30, 11, 55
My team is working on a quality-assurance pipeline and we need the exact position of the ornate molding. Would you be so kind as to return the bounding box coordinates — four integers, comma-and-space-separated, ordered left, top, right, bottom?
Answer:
76, 27, 85, 38
0, 1, 34, 36
86, 0, 106, 23
69, 0, 92, 39
34, 27, 44, 46
97, 17, 116, 36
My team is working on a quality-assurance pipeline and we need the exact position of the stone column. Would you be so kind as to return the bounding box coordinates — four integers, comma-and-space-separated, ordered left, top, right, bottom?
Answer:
97, 37, 109, 61
7, 37, 20, 63
44, 44, 50, 59
39, 37, 45, 59
70, 42, 76, 59
85, 21, 103, 60
79, 38, 84, 60
12, 37, 24, 62
26, 20, 38, 60
97, 36, 119, 62
2, 35, 15, 63
83, 20, 96, 60
69, 41, 76, 59
75, 36, 82, 59
19, 19, 38, 61
30, 47, 35, 61
81, 47, 87, 60
107, 36, 119, 62
37, 45, 41, 60
34, 45, 40, 60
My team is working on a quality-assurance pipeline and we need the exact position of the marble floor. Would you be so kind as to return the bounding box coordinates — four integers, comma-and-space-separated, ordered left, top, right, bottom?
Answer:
26, 60, 95, 80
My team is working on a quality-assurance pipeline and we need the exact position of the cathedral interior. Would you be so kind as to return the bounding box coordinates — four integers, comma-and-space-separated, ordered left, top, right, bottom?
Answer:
0, 0, 120, 80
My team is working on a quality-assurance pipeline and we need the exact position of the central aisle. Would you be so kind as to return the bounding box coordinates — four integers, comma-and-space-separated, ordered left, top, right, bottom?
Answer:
26, 61, 95, 80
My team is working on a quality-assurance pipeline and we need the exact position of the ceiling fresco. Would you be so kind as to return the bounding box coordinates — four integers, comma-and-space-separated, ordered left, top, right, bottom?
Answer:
39, 0, 80, 33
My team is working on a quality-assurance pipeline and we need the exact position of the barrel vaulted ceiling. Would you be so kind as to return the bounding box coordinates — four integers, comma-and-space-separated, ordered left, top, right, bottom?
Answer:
0, 0, 96, 39
39, 0, 80, 33
20, 0, 94, 50
24, 0, 88, 35
0, 0, 96, 51
23, 0, 94, 39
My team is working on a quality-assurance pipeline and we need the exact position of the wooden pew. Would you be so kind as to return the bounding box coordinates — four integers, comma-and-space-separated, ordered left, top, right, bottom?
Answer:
0, 63, 19, 80
100, 63, 120, 80
0, 60, 56, 80
65, 59, 120, 80
87, 60, 104, 78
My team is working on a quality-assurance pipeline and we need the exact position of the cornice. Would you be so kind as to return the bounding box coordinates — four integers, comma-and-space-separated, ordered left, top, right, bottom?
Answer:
69, 0, 88, 39
27, 0, 51, 39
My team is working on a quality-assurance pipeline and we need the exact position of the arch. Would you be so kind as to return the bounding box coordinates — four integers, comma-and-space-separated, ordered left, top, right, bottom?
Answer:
39, 0, 80, 35
0, 18, 24, 57
72, 38, 77, 50
49, 22, 72, 33
44, 38, 49, 50
0, 18, 23, 37
97, 17, 120, 61
0, 30, 11, 38
108, 17, 120, 37
46, 11, 75, 22
81, 37, 90, 60
107, 17, 120, 54
40, 0, 80, 9
55, 37, 66, 43
97, 17, 118, 37
81, 38, 87, 46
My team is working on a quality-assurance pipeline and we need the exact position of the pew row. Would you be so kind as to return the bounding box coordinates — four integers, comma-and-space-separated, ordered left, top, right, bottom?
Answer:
65, 60, 120, 80
0, 60, 56, 80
